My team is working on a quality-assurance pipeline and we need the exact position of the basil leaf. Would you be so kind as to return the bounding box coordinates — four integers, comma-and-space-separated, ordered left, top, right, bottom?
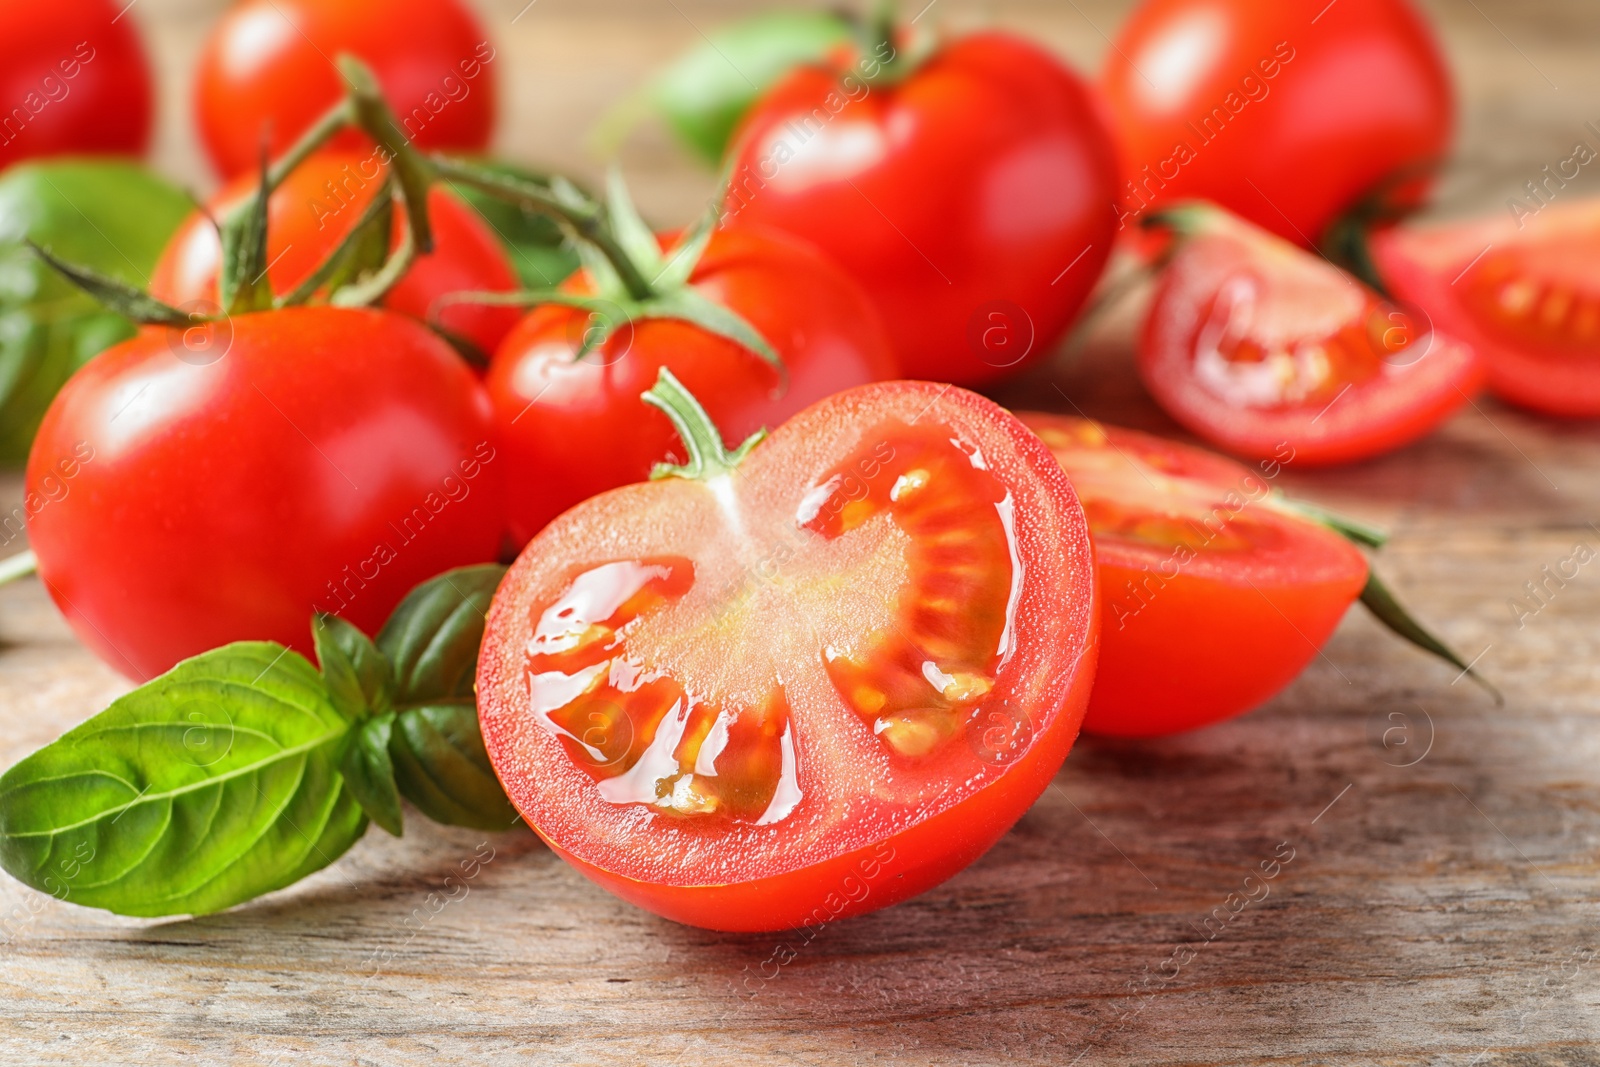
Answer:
377, 564, 518, 829
0, 160, 191, 463
0, 643, 366, 917
648, 10, 854, 163
341, 713, 403, 837
390, 703, 518, 830
313, 614, 393, 720
440, 159, 579, 289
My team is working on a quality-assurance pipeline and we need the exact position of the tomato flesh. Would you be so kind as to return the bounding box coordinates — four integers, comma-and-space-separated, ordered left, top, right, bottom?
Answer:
150, 149, 521, 358
1373, 198, 1600, 416
479, 383, 1097, 930
1141, 208, 1482, 465
1019, 413, 1369, 737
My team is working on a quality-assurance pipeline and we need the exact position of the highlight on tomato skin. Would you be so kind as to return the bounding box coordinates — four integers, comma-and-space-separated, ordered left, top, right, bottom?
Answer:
477, 380, 1100, 931
1017, 412, 1370, 738
1139, 203, 1484, 467
1372, 198, 1600, 418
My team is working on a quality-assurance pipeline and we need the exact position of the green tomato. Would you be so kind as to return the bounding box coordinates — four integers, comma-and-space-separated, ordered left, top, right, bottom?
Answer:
0, 159, 191, 464
652, 10, 856, 164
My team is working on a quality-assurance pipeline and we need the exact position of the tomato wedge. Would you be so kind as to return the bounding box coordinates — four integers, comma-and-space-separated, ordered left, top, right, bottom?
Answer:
478, 377, 1098, 930
1140, 205, 1483, 465
1372, 198, 1600, 417
1018, 412, 1369, 737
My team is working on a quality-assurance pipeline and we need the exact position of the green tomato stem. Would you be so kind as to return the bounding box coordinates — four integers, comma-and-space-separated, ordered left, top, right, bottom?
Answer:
0, 550, 37, 587
641, 368, 766, 482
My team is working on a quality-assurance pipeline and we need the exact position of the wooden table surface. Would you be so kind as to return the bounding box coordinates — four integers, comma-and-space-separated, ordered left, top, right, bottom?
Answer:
4, 1, 1600, 1063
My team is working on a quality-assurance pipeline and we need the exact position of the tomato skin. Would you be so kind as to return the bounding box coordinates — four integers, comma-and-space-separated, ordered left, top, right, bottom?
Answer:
487, 225, 899, 545
194, 0, 496, 179
478, 382, 1098, 930
1140, 208, 1483, 465
1018, 412, 1369, 737
0, 0, 152, 169
149, 149, 521, 358
1100, 0, 1453, 245
26, 308, 503, 681
1373, 203, 1600, 417
724, 32, 1119, 386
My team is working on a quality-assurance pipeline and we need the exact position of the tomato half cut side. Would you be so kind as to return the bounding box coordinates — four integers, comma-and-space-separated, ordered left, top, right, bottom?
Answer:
1140, 205, 1483, 466
1018, 412, 1369, 737
478, 380, 1098, 931
1373, 198, 1600, 417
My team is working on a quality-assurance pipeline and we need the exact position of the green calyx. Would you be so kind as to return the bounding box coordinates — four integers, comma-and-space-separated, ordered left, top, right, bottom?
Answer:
642, 367, 766, 482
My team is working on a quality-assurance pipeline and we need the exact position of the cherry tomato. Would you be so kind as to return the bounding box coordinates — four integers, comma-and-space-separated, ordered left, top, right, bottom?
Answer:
1019, 412, 1369, 737
1100, 0, 1453, 245
150, 149, 521, 358
724, 31, 1119, 386
26, 308, 502, 681
487, 225, 899, 545
477, 380, 1098, 930
1373, 199, 1600, 417
195, 0, 497, 180
0, 0, 152, 169
1140, 205, 1482, 465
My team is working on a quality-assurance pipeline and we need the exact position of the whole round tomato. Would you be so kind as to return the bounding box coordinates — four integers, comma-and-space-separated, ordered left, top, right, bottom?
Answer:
150, 149, 521, 357
724, 31, 1119, 386
26, 307, 503, 681
194, 0, 497, 179
1100, 0, 1453, 245
1373, 198, 1600, 417
1140, 205, 1481, 465
487, 225, 898, 545
1019, 412, 1368, 737
0, 0, 152, 169
477, 379, 1098, 930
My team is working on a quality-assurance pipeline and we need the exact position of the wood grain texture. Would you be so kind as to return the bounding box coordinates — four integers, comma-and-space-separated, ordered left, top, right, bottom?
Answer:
4, 0, 1600, 1063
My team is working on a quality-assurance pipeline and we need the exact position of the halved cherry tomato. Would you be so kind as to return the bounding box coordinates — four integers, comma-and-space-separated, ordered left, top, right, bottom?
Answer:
1018, 412, 1369, 737
487, 225, 898, 545
1100, 0, 1453, 246
26, 307, 503, 681
0, 0, 153, 169
478, 379, 1098, 930
1373, 199, 1600, 417
724, 31, 1119, 386
1140, 205, 1482, 465
194, 0, 497, 180
150, 149, 521, 357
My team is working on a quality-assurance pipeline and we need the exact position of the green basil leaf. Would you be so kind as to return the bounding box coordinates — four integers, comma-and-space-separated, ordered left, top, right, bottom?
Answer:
648, 10, 855, 163
313, 613, 393, 720
341, 713, 403, 837
440, 159, 579, 289
0, 160, 191, 463
390, 703, 518, 831
376, 564, 518, 829
0, 643, 367, 917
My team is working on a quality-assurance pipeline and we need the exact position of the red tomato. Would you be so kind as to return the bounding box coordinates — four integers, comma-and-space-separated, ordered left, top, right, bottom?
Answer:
723, 31, 1119, 386
194, 0, 497, 180
1140, 206, 1482, 465
1373, 199, 1600, 417
0, 0, 152, 169
1020, 413, 1369, 736
487, 225, 899, 545
1100, 0, 1454, 246
150, 149, 521, 358
477, 380, 1098, 930
26, 308, 502, 681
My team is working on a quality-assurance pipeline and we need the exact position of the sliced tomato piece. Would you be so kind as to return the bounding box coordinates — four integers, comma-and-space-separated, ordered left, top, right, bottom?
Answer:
1018, 412, 1369, 737
1141, 205, 1483, 465
478, 378, 1098, 930
1373, 198, 1600, 416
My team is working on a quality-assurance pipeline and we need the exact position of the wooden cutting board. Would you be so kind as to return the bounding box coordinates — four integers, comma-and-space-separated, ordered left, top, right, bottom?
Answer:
2, 1, 1598, 1063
